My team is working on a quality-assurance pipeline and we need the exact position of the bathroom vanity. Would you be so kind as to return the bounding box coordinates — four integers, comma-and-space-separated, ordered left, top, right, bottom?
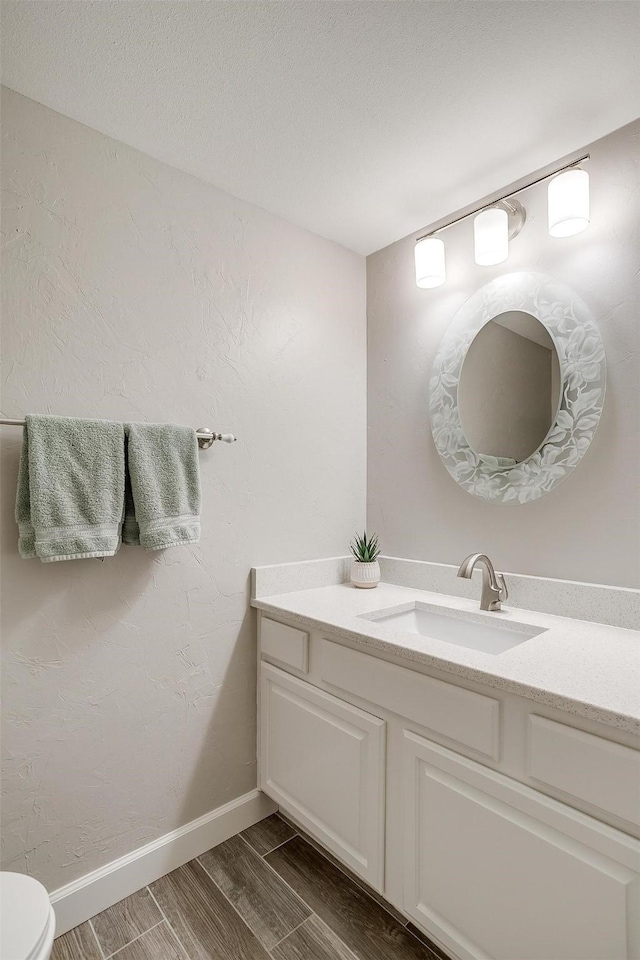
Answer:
252, 566, 640, 960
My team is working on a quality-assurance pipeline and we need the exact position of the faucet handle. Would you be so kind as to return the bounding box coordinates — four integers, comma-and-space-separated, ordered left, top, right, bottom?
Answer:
496, 572, 509, 603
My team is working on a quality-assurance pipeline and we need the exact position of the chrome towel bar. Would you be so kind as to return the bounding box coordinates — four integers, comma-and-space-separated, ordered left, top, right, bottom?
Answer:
0, 418, 237, 450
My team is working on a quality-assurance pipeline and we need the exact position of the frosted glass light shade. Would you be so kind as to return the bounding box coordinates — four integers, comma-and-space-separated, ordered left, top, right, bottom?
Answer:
474, 208, 509, 266
548, 169, 589, 237
415, 237, 446, 288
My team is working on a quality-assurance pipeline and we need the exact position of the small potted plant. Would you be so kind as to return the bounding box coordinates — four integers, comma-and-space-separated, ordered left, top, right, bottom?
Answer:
350, 531, 381, 589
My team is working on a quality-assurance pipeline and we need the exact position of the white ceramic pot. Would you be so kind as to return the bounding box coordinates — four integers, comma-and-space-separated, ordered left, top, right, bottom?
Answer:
350, 559, 381, 589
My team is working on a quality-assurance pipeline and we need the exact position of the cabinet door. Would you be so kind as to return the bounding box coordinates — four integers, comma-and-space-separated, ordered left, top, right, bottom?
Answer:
403, 730, 640, 960
260, 662, 385, 890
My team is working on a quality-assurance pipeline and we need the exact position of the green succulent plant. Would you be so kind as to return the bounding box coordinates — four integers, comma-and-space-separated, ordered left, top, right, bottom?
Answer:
349, 531, 381, 563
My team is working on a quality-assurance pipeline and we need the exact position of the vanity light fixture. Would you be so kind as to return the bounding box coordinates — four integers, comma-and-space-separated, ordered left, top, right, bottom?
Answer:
414, 236, 446, 288
548, 168, 589, 238
473, 207, 509, 266
414, 154, 589, 288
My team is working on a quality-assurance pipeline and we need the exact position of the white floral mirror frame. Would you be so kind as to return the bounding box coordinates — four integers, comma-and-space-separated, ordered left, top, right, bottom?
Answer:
429, 272, 606, 504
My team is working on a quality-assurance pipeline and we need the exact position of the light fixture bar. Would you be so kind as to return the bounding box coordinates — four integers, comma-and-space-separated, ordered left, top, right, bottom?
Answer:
417, 154, 590, 241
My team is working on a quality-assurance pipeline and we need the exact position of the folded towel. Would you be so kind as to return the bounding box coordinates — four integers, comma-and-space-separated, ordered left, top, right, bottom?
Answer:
123, 422, 201, 550
16, 415, 125, 562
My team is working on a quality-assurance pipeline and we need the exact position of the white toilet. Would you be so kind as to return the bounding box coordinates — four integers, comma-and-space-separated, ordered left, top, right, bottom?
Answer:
0, 872, 55, 960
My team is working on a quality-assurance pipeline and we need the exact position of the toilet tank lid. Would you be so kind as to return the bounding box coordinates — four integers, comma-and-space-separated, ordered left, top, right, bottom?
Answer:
0, 872, 53, 959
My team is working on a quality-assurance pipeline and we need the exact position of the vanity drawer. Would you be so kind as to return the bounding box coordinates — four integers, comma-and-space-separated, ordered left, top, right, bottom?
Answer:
320, 639, 500, 760
528, 715, 640, 827
261, 617, 309, 673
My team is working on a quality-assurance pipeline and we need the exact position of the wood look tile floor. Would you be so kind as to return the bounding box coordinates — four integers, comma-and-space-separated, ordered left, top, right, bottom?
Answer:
52, 815, 450, 960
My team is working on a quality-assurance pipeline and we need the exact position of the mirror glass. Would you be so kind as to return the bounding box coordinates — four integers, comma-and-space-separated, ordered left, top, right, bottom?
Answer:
458, 311, 561, 465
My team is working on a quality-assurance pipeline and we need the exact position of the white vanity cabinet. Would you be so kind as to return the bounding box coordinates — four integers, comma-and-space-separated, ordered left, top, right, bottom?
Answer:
403, 730, 639, 960
257, 613, 640, 960
259, 661, 386, 889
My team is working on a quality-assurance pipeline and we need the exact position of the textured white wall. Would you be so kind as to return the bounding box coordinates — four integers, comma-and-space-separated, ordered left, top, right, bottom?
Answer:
367, 121, 639, 589
0, 88, 366, 889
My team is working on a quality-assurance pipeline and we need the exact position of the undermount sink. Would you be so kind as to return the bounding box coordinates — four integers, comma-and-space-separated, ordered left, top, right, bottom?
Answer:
359, 601, 547, 655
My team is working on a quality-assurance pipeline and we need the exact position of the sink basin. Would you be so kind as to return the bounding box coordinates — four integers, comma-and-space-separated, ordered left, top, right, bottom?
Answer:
359, 601, 546, 655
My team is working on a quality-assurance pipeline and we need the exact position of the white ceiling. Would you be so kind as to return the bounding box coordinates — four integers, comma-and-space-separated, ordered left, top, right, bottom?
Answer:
2, 2, 638, 255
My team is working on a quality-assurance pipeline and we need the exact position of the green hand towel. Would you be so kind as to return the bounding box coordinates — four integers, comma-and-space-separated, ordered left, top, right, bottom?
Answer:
123, 423, 201, 550
16, 415, 125, 562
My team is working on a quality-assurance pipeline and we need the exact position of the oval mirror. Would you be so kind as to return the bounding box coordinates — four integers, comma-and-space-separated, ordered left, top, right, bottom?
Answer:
458, 311, 561, 467
429, 272, 606, 504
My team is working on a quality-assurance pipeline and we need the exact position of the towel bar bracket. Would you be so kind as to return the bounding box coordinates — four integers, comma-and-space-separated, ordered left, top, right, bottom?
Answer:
196, 427, 237, 449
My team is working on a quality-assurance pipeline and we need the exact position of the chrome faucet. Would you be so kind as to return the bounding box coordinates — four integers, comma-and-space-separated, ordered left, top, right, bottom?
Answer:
457, 553, 508, 611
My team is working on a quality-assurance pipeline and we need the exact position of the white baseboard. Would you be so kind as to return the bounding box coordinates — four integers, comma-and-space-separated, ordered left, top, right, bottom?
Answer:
50, 788, 277, 937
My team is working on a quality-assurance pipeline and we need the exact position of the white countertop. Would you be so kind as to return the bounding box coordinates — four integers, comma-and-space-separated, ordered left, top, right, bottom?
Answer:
252, 581, 640, 734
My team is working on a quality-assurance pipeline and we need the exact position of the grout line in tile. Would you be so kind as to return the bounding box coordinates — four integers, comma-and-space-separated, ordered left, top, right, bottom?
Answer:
279, 818, 455, 958
236, 831, 372, 956
259, 831, 300, 858
268, 912, 360, 960
239, 832, 352, 929
238, 833, 265, 858
267, 913, 309, 953
157, 916, 190, 960
239, 815, 299, 859
277, 815, 408, 929
275, 823, 451, 959
267, 829, 448, 960
196, 843, 310, 950
146, 885, 190, 959
88, 918, 107, 960
103, 920, 165, 959
234, 831, 313, 912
